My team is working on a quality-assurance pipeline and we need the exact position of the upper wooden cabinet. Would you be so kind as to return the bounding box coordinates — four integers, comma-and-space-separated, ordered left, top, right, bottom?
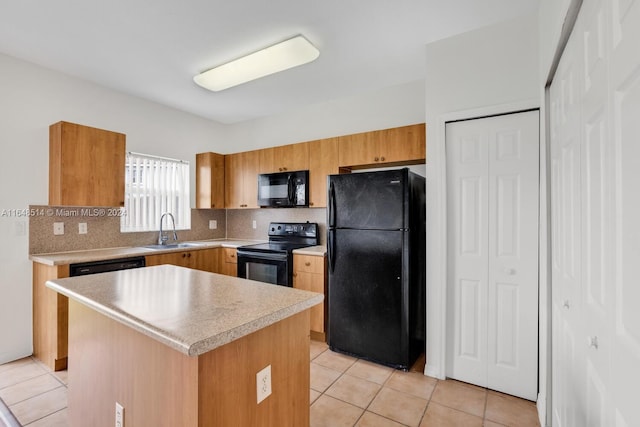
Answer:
338, 123, 426, 169
259, 142, 309, 174
196, 152, 225, 209
49, 121, 126, 206
225, 150, 259, 209
308, 137, 339, 208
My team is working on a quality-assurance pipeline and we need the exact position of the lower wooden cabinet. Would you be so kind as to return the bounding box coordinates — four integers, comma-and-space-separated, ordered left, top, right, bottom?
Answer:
145, 248, 218, 272
218, 248, 238, 277
33, 263, 70, 371
293, 254, 326, 341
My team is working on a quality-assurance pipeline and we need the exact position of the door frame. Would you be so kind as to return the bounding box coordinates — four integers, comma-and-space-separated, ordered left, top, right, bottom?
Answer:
425, 99, 546, 403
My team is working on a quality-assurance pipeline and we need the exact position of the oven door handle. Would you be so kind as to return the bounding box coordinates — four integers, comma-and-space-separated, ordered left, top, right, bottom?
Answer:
237, 250, 288, 262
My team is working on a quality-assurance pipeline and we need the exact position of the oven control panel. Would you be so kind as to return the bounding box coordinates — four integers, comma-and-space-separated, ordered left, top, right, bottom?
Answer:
268, 222, 318, 238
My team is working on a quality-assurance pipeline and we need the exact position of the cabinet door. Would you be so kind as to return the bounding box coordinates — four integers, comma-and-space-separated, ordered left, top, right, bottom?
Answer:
293, 255, 325, 334
276, 142, 309, 172
258, 147, 276, 174
379, 124, 426, 164
308, 138, 339, 208
192, 249, 218, 273
241, 150, 260, 208
224, 153, 244, 208
145, 252, 193, 268
338, 132, 378, 167
49, 121, 125, 207
226, 151, 259, 209
259, 143, 310, 174
218, 248, 237, 276
196, 152, 225, 209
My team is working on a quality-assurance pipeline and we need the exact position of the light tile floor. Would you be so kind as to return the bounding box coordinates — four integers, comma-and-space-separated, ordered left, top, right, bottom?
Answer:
0, 341, 540, 426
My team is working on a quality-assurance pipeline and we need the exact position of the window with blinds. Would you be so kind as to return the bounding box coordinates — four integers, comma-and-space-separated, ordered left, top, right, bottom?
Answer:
121, 152, 191, 232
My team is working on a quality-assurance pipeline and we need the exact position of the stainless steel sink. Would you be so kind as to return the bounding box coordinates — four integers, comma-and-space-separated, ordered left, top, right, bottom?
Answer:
142, 242, 206, 250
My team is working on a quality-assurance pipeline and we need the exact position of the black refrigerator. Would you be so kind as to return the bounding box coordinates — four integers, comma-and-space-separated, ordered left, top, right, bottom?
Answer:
327, 168, 425, 370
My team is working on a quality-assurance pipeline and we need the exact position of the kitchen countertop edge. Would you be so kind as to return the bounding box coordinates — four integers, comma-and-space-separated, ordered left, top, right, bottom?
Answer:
30, 239, 265, 266
46, 266, 324, 356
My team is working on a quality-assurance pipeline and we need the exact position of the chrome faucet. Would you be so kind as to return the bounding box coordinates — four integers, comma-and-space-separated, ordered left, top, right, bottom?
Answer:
158, 212, 179, 245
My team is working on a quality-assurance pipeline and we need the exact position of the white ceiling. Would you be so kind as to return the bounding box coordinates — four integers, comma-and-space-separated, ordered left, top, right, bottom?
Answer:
0, 0, 538, 124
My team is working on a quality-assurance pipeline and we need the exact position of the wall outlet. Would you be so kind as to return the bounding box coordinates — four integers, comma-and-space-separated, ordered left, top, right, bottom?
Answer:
252, 220, 257, 229
78, 223, 88, 234
209, 219, 217, 230
256, 365, 272, 404
53, 222, 64, 236
115, 402, 124, 427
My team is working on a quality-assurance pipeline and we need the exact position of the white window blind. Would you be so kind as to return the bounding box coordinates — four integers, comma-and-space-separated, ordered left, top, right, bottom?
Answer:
121, 152, 191, 232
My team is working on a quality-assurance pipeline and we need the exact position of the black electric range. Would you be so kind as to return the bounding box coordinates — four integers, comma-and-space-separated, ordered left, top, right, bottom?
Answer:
236, 222, 319, 287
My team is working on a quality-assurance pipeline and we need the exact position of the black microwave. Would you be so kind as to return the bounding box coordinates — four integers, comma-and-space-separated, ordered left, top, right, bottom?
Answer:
257, 170, 309, 208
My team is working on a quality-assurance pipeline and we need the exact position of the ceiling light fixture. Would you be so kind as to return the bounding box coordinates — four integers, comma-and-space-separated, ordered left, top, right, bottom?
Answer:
193, 35, 320, 92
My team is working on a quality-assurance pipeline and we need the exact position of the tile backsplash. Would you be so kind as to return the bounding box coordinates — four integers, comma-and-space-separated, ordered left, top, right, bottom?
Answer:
226, 208, 326, 244
29, 205, 226, 254
29, 205, 326, 254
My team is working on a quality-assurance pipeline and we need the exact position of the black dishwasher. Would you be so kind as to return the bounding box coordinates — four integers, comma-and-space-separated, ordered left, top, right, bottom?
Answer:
69, 256, 146, 276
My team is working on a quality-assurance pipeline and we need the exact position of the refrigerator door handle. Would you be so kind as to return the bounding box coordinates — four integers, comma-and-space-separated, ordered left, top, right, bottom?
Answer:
328, 181, 336, 228
328, 229, 336, 273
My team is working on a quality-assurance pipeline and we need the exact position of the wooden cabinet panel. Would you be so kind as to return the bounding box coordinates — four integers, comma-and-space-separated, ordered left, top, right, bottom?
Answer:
49, 121, 126, 207
379, 123, 426, 164
338, 132, 378, 167
196, 152, 225, 209
145, 248, 217, 272
219, 248, 237, 277
293, 254, 326, 339
338, 123, 426, 169
259, 143, 310, 174
308, 137, 339, 208
225, 151, 259, 209
33, 263, 70, 371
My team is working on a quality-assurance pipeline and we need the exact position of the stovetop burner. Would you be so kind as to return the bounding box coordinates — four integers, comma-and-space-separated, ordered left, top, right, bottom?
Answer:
239, 222, 319, 254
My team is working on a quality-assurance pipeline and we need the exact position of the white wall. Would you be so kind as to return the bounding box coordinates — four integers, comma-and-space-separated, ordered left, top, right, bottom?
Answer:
0, 52, 227, 364
224, 79, 426, 151
422, 6, 539, 392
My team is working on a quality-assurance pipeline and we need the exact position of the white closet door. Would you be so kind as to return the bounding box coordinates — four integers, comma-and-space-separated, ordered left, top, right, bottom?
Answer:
610, 0, 640, 425
446, 111, 540, 401
549, 0, 640, 425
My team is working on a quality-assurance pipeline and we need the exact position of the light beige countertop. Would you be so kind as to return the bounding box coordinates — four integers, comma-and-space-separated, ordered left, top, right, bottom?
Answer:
46, 265, 323, 356
292, 245, 326, 256
29, 239, 264, 266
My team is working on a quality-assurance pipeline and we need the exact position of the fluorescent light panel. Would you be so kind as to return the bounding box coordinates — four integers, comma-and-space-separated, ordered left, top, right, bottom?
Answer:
194, 35, 319, 92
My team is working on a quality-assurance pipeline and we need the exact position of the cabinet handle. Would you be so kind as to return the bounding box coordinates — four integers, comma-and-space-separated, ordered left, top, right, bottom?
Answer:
283, 167, 287, 171
563, 300, 570, 309
279, 168, 283, 171
588, 336, 599, 349
293, 273, 297, 277
305, 261, 311, 266
187, 253, 191, 258
380, 156, 385, 161
374, 157, 379, 162
230, 254, 235, 258
182, 253, 187, 258
211, 203, 215, 208
309, 202, 314, 206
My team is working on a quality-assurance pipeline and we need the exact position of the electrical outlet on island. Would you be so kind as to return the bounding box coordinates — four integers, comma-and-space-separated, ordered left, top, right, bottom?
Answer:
256, 365, 272, 404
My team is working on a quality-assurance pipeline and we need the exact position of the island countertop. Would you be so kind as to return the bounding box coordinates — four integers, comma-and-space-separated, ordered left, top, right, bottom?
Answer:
46, 265, 323, 357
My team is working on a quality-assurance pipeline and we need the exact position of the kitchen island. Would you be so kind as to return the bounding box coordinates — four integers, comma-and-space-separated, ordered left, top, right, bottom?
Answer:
46, 265, 323, 427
